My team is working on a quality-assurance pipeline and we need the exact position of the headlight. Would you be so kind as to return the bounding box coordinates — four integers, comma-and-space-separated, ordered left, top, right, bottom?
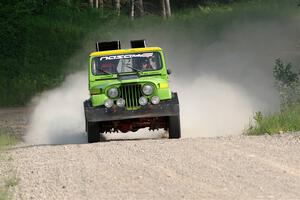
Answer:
139, 96, 148, 106
142, 84, 154, 95
151, 96, 160, 105
108, 87, 119, 98
104, 99, 114, 108
116, 98, 125, 107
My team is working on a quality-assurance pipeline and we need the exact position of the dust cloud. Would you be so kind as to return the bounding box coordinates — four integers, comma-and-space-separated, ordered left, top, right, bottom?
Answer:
25, 72, 88, 144
176, 75, 254, 137
25, 15, 300, 144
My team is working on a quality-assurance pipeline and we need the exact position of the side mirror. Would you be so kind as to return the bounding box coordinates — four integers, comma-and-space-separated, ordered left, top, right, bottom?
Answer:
167, 69, 172, 75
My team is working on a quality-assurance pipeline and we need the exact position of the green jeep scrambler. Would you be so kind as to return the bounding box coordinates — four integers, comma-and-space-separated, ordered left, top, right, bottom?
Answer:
84, 40, 180, 142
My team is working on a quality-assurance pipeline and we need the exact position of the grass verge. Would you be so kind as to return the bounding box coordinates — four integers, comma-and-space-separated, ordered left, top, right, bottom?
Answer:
0, 133, 18, 150
0, 176, 19, 200
247, 104, 300, 135
0, 130, 20, 200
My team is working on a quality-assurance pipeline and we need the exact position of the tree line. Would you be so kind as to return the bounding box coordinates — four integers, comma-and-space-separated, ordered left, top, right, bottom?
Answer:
6, 0, 241, 19
87, 0, 171, 19
88, 0, 238, 19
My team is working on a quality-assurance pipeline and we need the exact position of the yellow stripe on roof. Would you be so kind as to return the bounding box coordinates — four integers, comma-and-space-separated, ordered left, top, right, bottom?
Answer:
89, 47, 162, 57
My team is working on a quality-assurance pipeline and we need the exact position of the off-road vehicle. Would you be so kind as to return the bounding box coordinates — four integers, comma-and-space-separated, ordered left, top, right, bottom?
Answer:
84, 40, 180, 142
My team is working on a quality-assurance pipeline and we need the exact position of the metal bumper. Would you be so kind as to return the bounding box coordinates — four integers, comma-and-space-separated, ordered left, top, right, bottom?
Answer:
84, 93, 179, 122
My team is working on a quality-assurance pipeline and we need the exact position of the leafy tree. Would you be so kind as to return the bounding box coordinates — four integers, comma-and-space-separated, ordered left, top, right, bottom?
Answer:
273, 59, 300, 109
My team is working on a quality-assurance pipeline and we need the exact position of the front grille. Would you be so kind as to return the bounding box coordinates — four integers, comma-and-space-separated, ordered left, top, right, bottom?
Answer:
120, 84, 143, 110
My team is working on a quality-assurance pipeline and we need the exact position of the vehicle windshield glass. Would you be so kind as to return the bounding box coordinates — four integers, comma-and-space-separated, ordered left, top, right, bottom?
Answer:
92, 52, 162, 75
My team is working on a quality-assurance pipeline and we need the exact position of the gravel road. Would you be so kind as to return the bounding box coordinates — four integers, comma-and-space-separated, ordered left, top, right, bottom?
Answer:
1, 109, 300, 200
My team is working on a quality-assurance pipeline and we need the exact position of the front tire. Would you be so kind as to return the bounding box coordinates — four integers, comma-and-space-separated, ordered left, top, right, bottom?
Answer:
168, 115, 181, 139
87, 121, 100, 143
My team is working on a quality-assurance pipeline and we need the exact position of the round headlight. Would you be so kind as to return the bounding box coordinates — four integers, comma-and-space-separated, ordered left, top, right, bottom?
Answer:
104, 99, 114, 108
151, 96, 160, 105
116, 98, 125, 107
139, 96, 148, 106
142, 84, 154, 96
108, 87, 119, 98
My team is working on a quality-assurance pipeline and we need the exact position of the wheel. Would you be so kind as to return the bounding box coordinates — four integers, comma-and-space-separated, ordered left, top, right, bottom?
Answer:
87, 121, 100, 143
168, 115, 181, 139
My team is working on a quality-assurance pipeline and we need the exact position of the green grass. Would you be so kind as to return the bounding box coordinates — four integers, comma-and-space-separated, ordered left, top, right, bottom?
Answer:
0, 131, 19, 200
0, 177, 19, 200
0, 133, 19, 149
0, 191, 8, 200
4, 177, 19, 188
247, 104, 300, 135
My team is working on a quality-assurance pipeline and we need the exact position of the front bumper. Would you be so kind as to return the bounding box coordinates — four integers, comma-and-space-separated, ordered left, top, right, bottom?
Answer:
84, 93, 179, 122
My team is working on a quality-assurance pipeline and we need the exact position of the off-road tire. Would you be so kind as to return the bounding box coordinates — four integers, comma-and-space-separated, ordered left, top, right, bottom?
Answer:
87, 121, 100, 143
168, 115, 181, 139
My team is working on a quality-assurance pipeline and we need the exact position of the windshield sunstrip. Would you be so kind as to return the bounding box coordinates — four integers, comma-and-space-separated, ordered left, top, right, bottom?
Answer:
92, 52, 162, 76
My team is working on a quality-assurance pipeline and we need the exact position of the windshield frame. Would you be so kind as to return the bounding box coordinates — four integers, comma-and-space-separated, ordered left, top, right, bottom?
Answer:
90, 51, 163, 76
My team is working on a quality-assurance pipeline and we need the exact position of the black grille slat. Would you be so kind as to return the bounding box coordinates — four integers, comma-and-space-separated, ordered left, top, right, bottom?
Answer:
126, 86, 130, 108
131, 85, 134, 108
129, 85, 132, 108
120, 84, 142, 110
124, 86, 127, 107
122, 86, 126, 107
134, 85, 138, 106
128, 85, 132, 108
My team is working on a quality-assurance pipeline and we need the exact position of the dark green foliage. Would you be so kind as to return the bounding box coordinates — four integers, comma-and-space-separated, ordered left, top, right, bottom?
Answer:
273, 59, 300, 109
0, 1, 115, 106
253, 111, 263, 124
273, 59, 298, 88
247, 59, 300, 135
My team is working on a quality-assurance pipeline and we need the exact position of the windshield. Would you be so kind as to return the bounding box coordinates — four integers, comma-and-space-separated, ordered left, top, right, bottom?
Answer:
91, 52, 162, 75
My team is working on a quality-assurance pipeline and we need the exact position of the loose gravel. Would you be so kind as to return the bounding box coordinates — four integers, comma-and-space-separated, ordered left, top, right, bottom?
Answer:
1, 108, 300, 200
9, 134, 300, 200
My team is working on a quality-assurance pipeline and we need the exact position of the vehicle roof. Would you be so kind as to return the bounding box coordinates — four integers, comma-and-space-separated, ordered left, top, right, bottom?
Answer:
89, 47, 162, 57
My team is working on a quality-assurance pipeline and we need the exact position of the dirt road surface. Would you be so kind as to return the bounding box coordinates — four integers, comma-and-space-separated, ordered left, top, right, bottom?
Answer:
1, 108, 300, 200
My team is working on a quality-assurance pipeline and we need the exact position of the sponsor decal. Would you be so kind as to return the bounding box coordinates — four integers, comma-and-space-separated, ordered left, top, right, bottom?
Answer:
100, 54, 145, 61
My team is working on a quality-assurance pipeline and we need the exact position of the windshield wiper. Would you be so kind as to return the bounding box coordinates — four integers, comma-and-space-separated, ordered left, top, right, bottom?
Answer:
123, 65, 142, 72
98, 69, 113, 75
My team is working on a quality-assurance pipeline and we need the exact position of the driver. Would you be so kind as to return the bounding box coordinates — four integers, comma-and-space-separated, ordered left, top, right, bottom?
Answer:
140, 58, 152, 70
99, 60, 116, 74
149, 57, 158, 69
